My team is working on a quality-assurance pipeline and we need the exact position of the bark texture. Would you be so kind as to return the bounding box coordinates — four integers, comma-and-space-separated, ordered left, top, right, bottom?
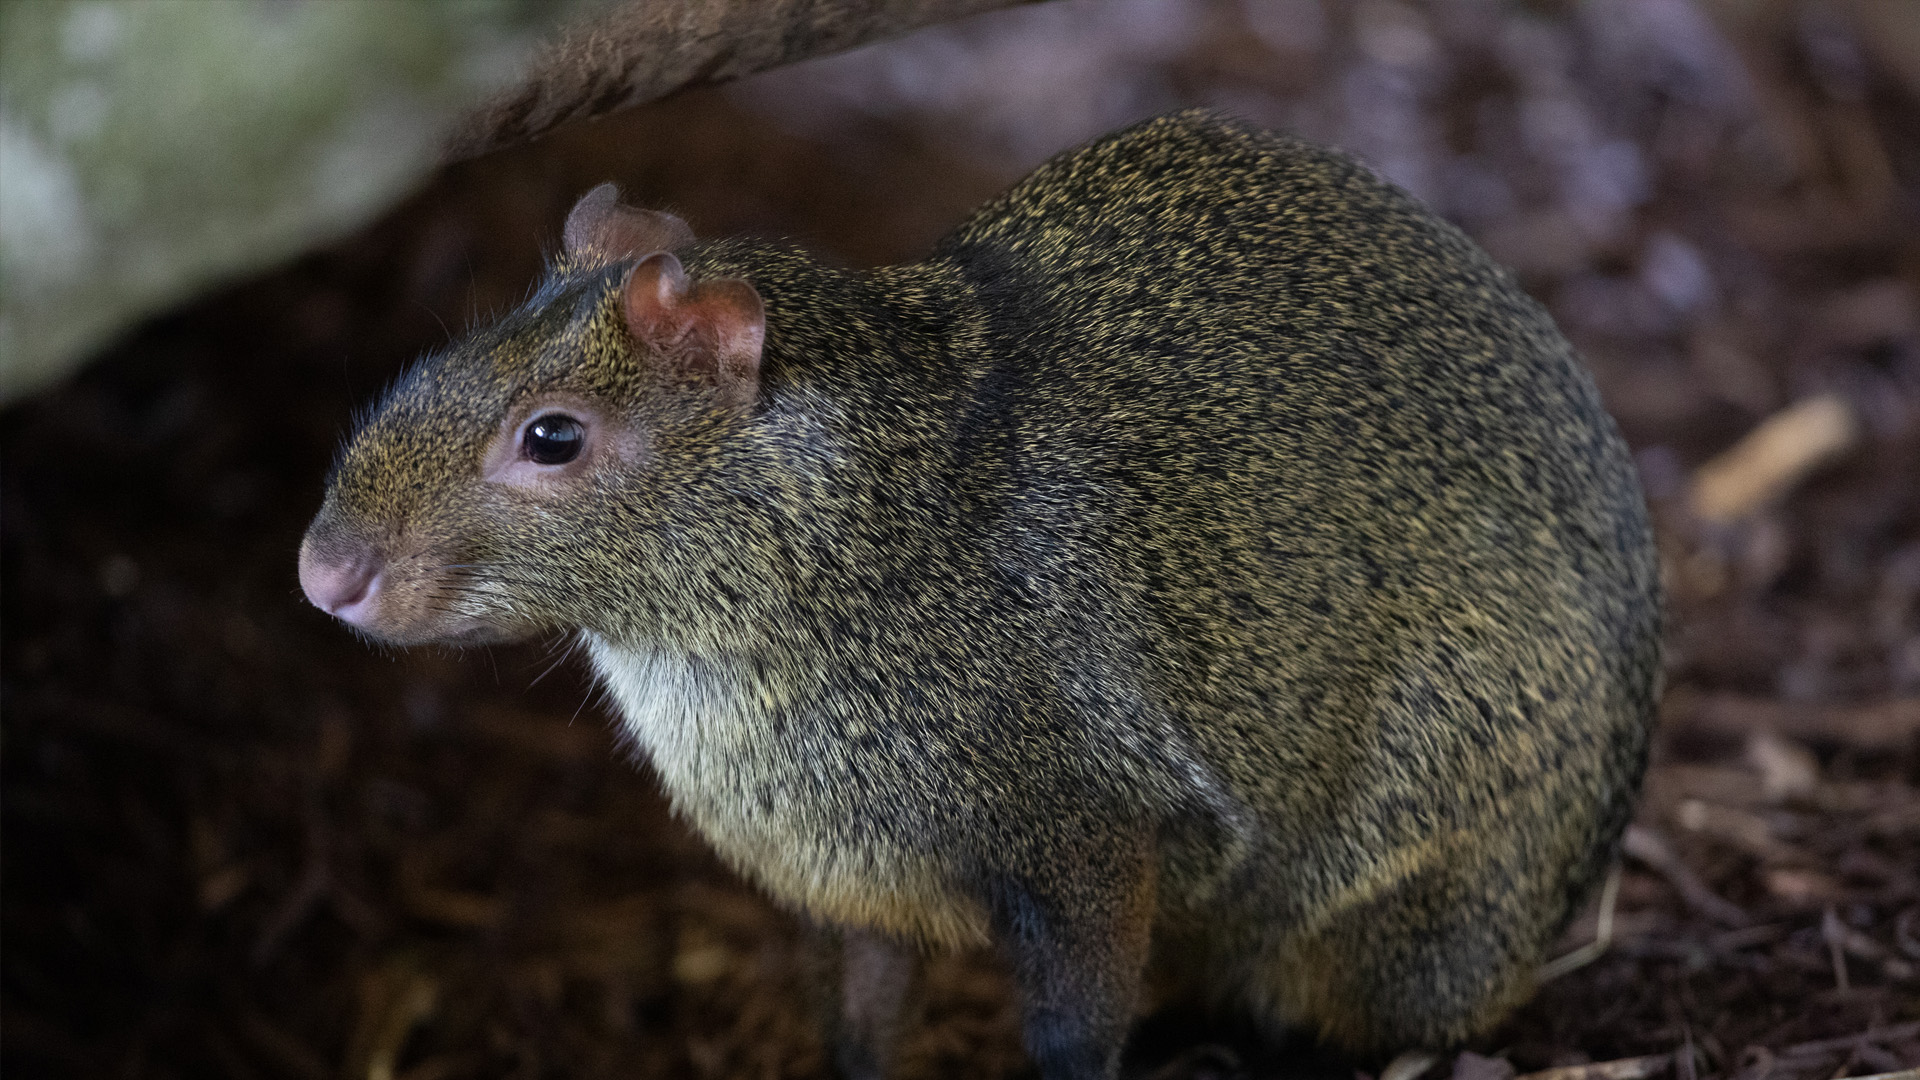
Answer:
447, 0, 1041, 160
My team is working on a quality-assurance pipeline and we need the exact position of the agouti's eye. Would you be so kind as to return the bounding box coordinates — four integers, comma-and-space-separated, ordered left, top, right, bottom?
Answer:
523, 414, 584, 465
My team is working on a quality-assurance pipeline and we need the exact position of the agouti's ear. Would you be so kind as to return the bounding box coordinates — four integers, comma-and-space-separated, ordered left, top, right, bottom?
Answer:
564, 183, 694, 263
622, 252, 765, 406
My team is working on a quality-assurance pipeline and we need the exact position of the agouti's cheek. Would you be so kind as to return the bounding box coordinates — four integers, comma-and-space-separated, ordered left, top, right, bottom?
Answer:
488, 449, 623, 493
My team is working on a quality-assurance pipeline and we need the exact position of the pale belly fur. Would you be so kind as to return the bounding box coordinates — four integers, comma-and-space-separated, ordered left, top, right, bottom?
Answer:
584, 632, 991, 947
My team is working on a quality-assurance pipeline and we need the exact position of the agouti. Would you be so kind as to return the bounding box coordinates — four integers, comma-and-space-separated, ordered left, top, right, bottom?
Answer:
299, 110, 1661, 1079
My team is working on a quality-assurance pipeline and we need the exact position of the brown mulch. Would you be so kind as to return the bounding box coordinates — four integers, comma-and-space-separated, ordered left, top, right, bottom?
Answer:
3, 2, 1916, 1078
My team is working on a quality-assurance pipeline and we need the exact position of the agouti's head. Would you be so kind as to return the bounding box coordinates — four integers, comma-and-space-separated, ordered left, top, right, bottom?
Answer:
297, 185, 766, 646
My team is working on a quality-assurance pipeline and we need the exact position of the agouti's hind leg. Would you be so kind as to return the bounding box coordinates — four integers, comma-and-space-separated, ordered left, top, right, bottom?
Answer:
1269, 851, 1545, 1056
988, 834, 1158, 1080
808, 926, 921, 1080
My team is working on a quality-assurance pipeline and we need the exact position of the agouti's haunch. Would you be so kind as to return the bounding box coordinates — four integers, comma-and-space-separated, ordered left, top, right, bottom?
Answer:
299, 111, 1661, 1080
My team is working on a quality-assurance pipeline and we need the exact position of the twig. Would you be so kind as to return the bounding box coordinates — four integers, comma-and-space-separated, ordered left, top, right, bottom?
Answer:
1823, 906, 1852, 992
236, 1010, 330, 1080
1622, 825, 1749, 927
1514, 1053, 1674, 1080
1895, 907, 1920, 960
1662, 694, 1920, 753
1823, 914, 1919, 980
1775, 1021, 1920, 1059
1712, 923, 1789, 951
251, 812, 330, 968
1540, 860, 1622, 981
1143, 1045, 1243, 1080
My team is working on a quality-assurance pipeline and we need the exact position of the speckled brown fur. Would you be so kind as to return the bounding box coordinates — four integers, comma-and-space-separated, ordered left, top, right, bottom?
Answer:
306, 111, 1661, 1078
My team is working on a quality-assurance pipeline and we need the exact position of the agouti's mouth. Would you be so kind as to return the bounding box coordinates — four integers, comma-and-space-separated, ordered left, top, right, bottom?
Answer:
433, 621, 530, 648
351, 594, 538, 647
340, 613, 532, 650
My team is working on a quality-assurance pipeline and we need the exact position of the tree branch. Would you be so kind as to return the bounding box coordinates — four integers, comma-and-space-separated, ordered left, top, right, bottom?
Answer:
447, 0, 1043, 161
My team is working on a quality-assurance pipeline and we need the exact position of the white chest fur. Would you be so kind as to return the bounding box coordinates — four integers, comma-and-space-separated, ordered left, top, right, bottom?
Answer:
581, 632, 989, 947
584, 633, 752, 783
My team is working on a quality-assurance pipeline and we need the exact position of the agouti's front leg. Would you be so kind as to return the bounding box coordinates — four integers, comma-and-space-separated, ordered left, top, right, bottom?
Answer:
989, 832, 1158, 1080
812, 926, 921, 1080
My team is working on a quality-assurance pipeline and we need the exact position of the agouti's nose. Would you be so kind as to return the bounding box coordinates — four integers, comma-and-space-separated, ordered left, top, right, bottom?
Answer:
298, 541, 384, 628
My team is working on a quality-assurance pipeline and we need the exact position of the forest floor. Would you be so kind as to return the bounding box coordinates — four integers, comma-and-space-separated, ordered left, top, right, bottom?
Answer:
4, 2, 1916, 1078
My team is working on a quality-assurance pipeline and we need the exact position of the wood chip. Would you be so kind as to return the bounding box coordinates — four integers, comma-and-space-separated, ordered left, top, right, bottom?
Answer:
1453, 1051, 1518, 1080
344, 954, 441, 1080
1674, 799, 1810, 865
1745, 731, 1820, 802
1383, 1050, 1444, 1080
1689, 394, 1859, 524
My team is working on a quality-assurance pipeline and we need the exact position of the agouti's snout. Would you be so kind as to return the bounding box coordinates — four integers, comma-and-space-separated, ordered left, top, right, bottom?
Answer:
297, 534, 382, 627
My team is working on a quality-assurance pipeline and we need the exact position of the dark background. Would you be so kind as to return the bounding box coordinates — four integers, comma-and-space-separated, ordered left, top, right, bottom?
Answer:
4, 2, 1917, 1077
